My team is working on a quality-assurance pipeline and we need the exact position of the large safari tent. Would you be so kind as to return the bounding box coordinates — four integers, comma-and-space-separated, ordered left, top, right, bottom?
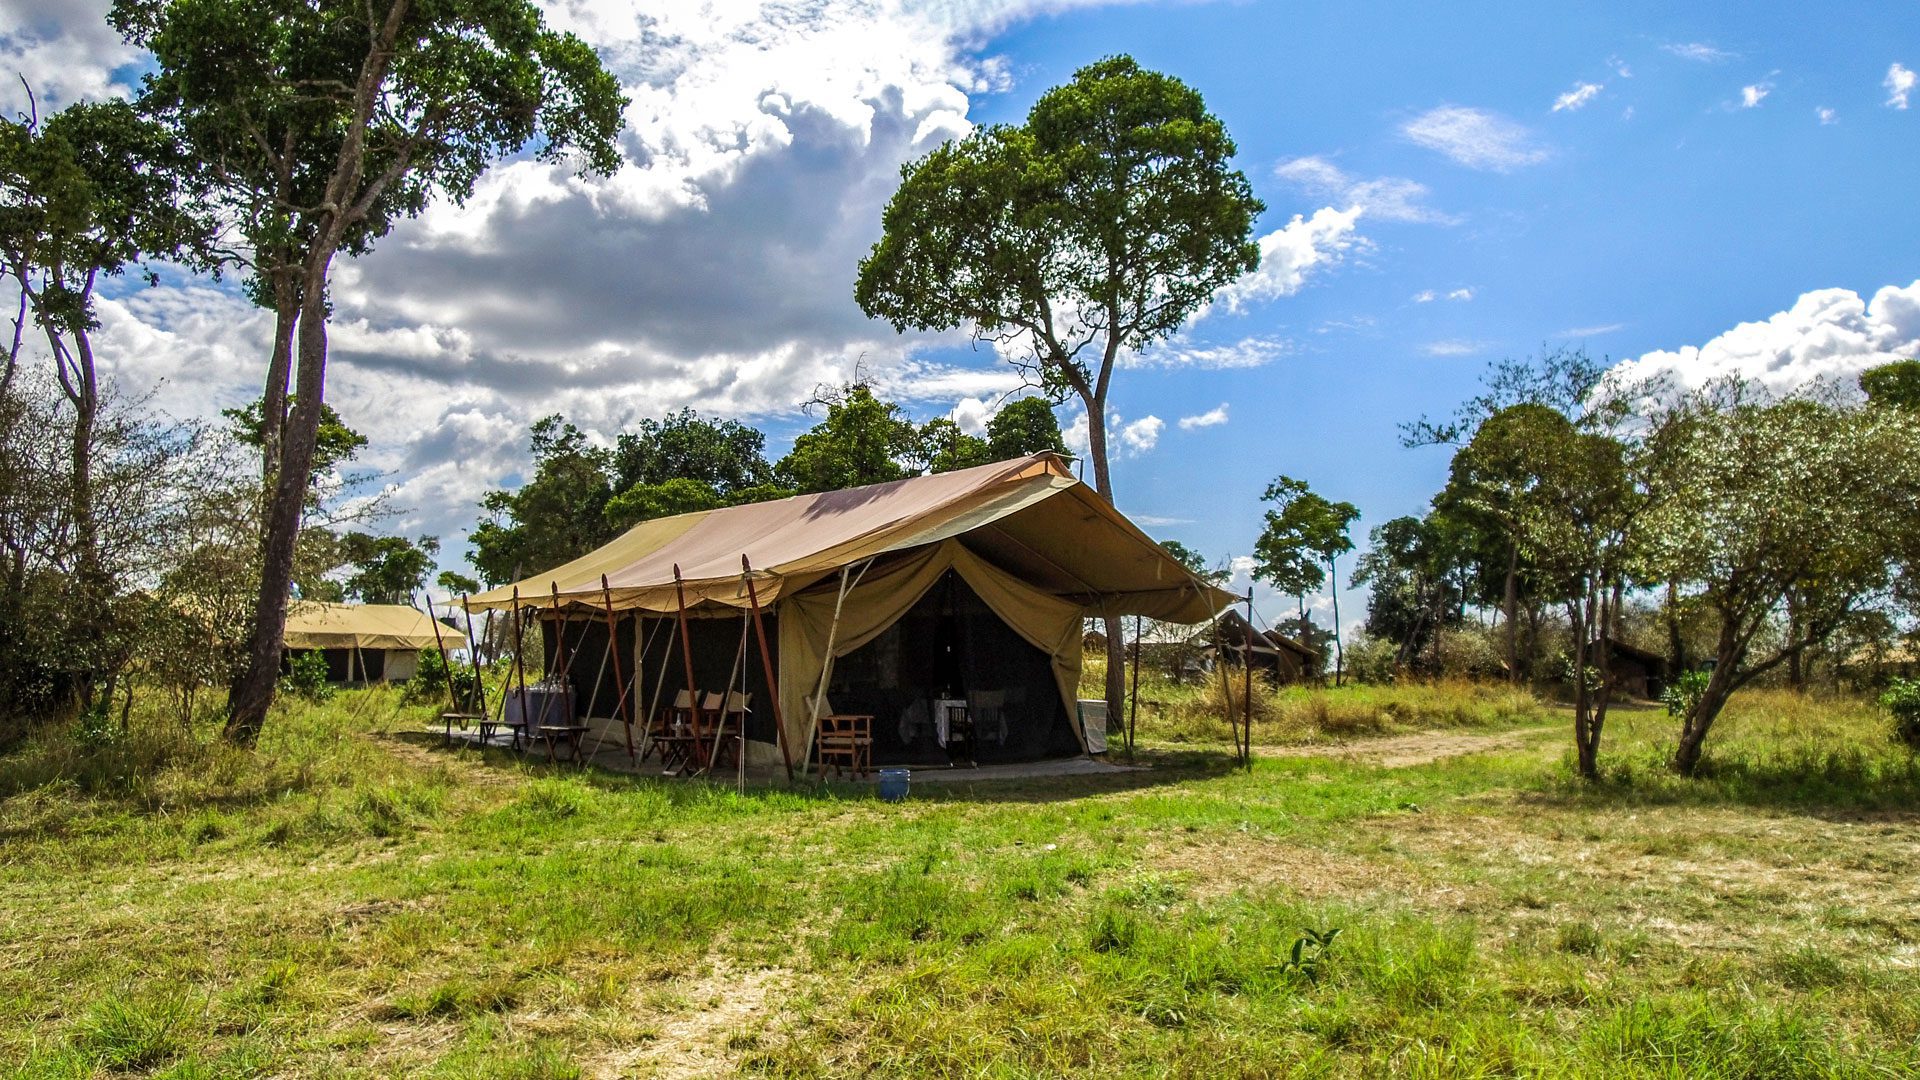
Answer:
460, 454, 1234, 771
282, 601, 445, 684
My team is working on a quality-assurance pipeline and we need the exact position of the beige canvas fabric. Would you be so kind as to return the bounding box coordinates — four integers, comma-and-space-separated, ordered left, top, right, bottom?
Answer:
463, 454, 1232, 620
283, 602, 445, 651
776, 539, 1088, 757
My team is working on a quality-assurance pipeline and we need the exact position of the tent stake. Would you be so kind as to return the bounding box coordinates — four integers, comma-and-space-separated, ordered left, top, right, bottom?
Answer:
600, 575, 636, 764
742, 556, 794, 784
672, 565, 709, 774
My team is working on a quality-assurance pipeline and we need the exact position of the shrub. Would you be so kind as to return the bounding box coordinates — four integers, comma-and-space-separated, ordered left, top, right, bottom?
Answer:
1881, 678, 1920, 750
1663, 669, 1711, 717
278, 651, 333, 701
405, 647, 478, 707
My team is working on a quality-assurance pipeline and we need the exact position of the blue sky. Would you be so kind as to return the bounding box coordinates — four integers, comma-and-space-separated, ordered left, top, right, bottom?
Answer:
4, 0, 1917, 628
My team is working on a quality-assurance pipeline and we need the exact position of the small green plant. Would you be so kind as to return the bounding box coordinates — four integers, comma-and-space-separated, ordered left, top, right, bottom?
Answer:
405, 647, 480, 707
1278, 926, 1342, 985
1881, 678, 1920, 750
1663, 669, 1711, 717
278, 651, 333, 701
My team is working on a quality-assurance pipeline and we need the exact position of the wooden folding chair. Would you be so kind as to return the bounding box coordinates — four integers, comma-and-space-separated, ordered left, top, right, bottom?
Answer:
700, 691, 751, 770
653, 689, 701, 774
810, 695, 873, 780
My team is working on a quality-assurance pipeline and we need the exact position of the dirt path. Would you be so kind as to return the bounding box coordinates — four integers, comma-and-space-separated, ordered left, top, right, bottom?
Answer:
1255, 725, 1557, 767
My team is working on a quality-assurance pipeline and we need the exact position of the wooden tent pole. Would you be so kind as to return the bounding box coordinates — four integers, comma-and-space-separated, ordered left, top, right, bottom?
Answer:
424, 594, 461, 711
510, 586, 532, 748
460, 595, 488, 719
672, 565, 708, 773
547, 582, 584, 731
1127, 613, 1142, 760
742, 556, 794, 784
1242, 588, 1255, 769
600, 575, 636, 764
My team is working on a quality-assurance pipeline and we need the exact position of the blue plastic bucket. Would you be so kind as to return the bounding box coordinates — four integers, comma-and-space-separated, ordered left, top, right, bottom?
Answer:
877, 767, 911, 802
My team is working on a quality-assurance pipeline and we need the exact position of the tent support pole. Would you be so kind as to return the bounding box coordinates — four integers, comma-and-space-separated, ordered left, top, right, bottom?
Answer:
510, 586, 532, 751
742, 556, 793, 784
805, 561, 867, 779
711, 610, 748, 777
1243, 587, 1255, 769
672, 565, 708, 775
423, 594, 461, 714
546, 583, 585, 754
1128, 613, 1142, 761
601, 575, 636, 764
460, 595, 489, 720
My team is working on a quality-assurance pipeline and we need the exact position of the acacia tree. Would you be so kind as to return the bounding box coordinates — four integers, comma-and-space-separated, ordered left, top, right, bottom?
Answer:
0, 99, 209, 712
114, 0, 626, 742
1643, 384, 1920, 774
1252, 476, 1358, 682
855, 55, 1263, 718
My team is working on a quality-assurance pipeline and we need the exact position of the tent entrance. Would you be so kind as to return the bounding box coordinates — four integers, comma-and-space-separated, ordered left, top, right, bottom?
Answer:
827, 571, 1079, 766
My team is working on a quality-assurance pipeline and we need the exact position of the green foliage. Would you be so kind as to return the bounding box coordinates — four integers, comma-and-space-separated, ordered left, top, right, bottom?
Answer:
913, 417, 992, 474
278, 651, 332, 702
339, 532, 438, 604
1881, 678, 1920, 750
985, 397, 1069, 460
777, 384, 917, 493
603, 477, 724, 531
609, 408, 775, 498
1859, 358, 1920, 411
407, 647, 479, 709
436, 569, 481, 596
1158, 540, 1228, 585
223, 396, 366, 483
1663, 669, 1712, 717
470, 416, 614, 586
1253, 475, 1357, 598
1278, 927, 1343, 985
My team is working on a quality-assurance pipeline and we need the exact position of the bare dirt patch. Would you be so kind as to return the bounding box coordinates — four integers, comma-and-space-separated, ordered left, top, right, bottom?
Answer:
1142, 832, 1481, 911
588, 961, 795, 1079
1257, 726, 1555, 768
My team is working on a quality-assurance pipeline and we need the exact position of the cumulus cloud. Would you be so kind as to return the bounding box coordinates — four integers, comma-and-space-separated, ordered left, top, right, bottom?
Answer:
1214, 207, 1364, 312
1610, 280, 1920, 393
1401, 106, 1550, 171
1062, 409, 1164, 459
1178, 403, 1229, 430
1119, 414, 1164, 452
1888, 62, 1916, 110
1447, 287, 1474, 301
1273, 156, 1457, 225
1552, 82, 1604, 112
18, 0, 1184, 558
1739, 82, 1771, 108
1663, 42, 1734, 63
1817, 106, 1838, 125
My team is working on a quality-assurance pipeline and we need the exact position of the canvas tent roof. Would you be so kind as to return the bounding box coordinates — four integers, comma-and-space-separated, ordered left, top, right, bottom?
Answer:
283, 602, 443, 651
463, 454, 1235, 621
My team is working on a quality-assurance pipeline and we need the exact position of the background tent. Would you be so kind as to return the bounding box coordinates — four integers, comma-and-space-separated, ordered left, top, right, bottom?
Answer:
282, 602, 444, 684
463, 454, 1237, 767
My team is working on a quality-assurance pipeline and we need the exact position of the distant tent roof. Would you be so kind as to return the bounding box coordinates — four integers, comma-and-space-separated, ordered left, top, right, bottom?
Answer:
283, 602, 443, 651
463, 454, 1233, 622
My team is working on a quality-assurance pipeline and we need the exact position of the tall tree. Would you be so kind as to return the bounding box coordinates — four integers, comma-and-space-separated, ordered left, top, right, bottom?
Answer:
610, 408, 776, 498
985, 397, 1069, 461
339, 532, 438, 604
1642, 385, 1920, 774
914, 418, 993, 474
855, 55, 1262, 720
777, 384, 918, 494
469, 417, 613, 588
1252, 476, 1357, 683
1351, 515, 1462, 673
1860, 358, 1920, 411
0, 99, 209, 712
114, 0, 626, 741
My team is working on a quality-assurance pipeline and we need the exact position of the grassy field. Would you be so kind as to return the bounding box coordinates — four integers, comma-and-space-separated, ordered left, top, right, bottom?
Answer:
3, 682, 1918, 1077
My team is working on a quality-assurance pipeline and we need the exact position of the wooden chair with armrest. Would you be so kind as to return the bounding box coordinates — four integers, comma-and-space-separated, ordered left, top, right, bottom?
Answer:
808, 695, 874, 780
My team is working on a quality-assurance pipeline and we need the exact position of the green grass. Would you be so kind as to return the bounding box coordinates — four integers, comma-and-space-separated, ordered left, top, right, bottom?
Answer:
1, 682, 1917, 1076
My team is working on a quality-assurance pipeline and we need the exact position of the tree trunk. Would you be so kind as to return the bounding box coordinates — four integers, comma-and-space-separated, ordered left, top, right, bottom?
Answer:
226, 257, 335, 744
1076, 391, 1128, 733
1664, 580, 1685, 679
1672, 620, 1743, 775
259, 268, 299, 484
1327, 555, 1344, 687
1503, 541, 1519, 685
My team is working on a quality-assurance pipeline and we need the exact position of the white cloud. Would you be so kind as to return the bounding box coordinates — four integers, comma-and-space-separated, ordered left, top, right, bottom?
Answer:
949, 395, 995, 435
1740, 83, 1771, 109
1131, 335, 1287, 369
1610, 280, 1920, 393
1423, 340, 1485, 357
1663, 42, 1735, 63
1061, 409, 1165, 460
1888, 63, 1916, 110
1401, 106, 1550, 171
1558, 322, 1626, 338
1177, 404, 1229, 430
1274, 155, 1457, 225
1609, 56, 1633, 79
1447, 287, 1474, 302
1816, 106, 1838, 125
1412, 289, 1437, 303
1552, 82, 1604, 112
1413, 288, 1472, 303
1214, 206, 1364, 312
1119, 414, 1164, 453
0, 0, 141, 113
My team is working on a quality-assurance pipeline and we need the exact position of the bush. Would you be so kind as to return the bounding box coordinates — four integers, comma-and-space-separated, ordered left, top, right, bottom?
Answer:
1881, 679, 1920, 750
404, 647, 479, 707
1663, 669, 1711, 717
278, 651, 333, 702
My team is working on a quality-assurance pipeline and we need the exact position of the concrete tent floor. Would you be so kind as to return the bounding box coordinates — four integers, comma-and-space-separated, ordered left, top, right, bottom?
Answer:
440, 727, 1146, 783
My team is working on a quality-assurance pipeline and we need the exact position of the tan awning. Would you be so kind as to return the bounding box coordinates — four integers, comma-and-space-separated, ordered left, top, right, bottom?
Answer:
283, 602, 443, 651
461, 453, 1233, 622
